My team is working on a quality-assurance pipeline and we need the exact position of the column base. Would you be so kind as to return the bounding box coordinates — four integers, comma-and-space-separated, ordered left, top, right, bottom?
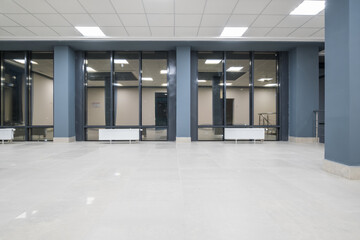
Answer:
176, 137, 191, 143
323, 159, 360, 180
289, 136, 317, 143
53, 136, 76, 143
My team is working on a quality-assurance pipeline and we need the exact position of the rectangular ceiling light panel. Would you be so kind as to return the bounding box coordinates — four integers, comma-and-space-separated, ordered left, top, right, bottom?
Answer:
114, 59, 129, 64
205, 59, 222, 64
227, 66, 243, 72
220, 27, 248, 37
75, 27, 106, 37
290, 1, 325, 15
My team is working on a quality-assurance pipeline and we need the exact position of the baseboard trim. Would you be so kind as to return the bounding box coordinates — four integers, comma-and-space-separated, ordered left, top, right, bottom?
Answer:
323, 159, 360, 180
53, 136, 76, 143
289, 136, 317, 143
176, 137, 191, 143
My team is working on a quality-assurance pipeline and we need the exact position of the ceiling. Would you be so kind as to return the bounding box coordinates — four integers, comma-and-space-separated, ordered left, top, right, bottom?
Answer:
0, 0, 325, 41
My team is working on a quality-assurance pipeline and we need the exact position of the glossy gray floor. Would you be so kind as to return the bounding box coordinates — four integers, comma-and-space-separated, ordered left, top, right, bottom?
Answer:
0, 141, 360, 240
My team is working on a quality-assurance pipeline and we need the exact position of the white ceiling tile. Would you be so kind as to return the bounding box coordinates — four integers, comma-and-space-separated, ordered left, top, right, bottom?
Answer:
26, 27, 59, 36
0, 28, 13, 36
101, 27, 127, 36
2, 27, 35, 36
201, 15, 229, 27
204, 0, 238, 14
251, 15, 285, 28
311, 28, 324, 38
147, 14, 174, 27
175, 15, 202, 27
51, 27, 82, 36
198, 27, 223, 37
277, 15, 312, 28
13, 0, 56, 13
62, 14, 96, 26
243, 27, 271, 37
289, 28, 320, 38
34, 14, 71, 27
262, 0, 303, 15
302, 16, 325, 28
151, 27, 174, 37
175, 0, 206, 14
46, 0, 86, 13
233, 0, 271, 14
266, 27, 296, 37
0, 0, 27, 13
78, 0, 115, 13
119, 14, 148, 27
91, 14, 122, 26
110, 0, 145, 13
6, 14, 45, 27
0, 14, 19, 26
143, 0, 174, 13
175, 27, 198, 37
226, 15, 258, 27
126, 27, 151, 37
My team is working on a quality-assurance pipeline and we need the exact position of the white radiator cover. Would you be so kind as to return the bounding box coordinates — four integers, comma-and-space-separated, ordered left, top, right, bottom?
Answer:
99, 129, 140, 141
0, 129, 16, 140
225, 128, 265, 140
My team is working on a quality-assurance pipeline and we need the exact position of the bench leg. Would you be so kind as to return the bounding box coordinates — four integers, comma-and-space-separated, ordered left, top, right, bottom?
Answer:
235, 139, 237, 144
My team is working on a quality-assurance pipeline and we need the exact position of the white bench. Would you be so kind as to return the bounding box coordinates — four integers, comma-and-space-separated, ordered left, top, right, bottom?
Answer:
0, 128, 16, 144
225, 128, 265, 143
99, 129, 140, 144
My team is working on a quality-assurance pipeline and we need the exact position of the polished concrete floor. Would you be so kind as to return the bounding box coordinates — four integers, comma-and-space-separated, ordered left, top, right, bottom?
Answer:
0, 141, 359, 240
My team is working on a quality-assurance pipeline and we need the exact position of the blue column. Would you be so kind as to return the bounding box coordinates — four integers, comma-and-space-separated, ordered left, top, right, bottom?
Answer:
176, 47, 191, 141
53, 46, 76, 142
324, 0, 360, 177
289, 46, 319, 142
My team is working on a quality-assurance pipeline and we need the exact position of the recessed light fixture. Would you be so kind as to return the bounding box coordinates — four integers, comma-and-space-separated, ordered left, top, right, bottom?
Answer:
162, 83, 168, 86
227, 66, 243, 72
219, 83, 233, 86
160, 69, 168, 74
142, 77, 153, 81
86, 67, 97, 72
197, 80, 207, 82
258, 78, 273, 82
113, 83, 123, 87
75, 27, 105, 37
265, 83, 278, 87
14, 59, 38, 65
290, 1, 325, 15
205, 59, 222, 64
114, 59, 129, 64
220, 27, 248, 38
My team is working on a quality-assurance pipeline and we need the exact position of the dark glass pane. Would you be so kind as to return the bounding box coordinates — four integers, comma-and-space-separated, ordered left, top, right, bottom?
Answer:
30, 127, 53, 141
226, 52, 250, 125
198, 127, 224, 141
114, 52, 139, 126
2, 52, 26, 126
265, 127, 278, 140
30, 52, 53, 126
13, 128, 26, 140
141, 52, 168, 127
86, 52, 110, 126
141, 127, 167, 141
86, 128, 105, 141
197, 52, 224, 126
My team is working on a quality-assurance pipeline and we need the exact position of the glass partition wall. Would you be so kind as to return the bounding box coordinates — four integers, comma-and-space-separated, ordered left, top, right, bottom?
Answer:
197, 51, 279, 141
85, 51, 170, 141
0, 51, 54, 141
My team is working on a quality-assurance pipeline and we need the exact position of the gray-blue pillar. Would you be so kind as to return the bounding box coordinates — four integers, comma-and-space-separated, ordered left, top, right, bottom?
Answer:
324, 0, 360, 178
176, 47, 191, 141
53, 46, 76, 142
289, 46, 319, 142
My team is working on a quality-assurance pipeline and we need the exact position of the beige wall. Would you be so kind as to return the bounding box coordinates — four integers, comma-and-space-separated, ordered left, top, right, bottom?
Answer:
198, 87, 276, 126
87, 88, 105, 125
87, 87, 166, 126
254, 88, 277, 125
32, 74, 53, 125
115, 88, 139, 125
